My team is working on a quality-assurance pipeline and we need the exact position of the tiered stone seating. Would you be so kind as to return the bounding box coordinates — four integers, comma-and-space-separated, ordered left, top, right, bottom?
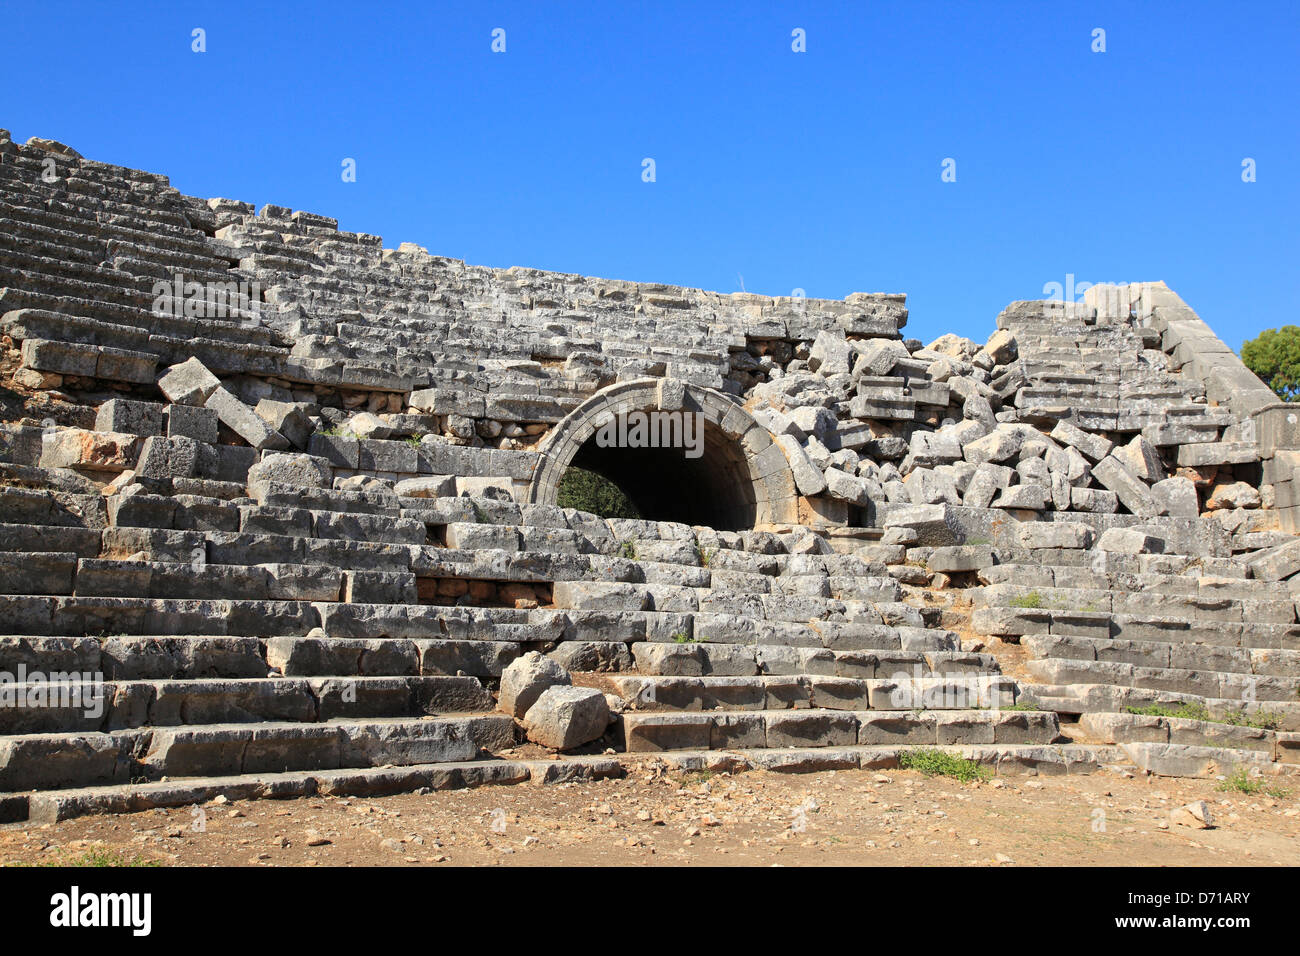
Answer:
2, 130, 1297, 824
962, 528, 1300, 777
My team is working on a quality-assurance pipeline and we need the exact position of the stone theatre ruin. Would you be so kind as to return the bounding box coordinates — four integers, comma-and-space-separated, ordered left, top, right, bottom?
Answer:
0, 131, 1296, 824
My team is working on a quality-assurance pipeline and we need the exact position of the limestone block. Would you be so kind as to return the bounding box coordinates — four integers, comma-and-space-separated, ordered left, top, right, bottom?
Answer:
247, 452, 332, 499
166, 404, 219, 443
775, 434, 827, 496
1091, 455, 1157, 516
206, 387, 288, 450
1096, 527, 1164, 554
158, 357, 221, 406
499, 650, 570, 718
1050, 420, 1112, 462
95, 399, 164, 437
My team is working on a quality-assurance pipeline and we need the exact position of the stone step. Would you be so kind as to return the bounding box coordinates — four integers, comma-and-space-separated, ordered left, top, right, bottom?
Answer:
1021, 682, 1300, 730
1119, 741, 1299, 779
13, 754, 624, 824
0, 714, 517, 791
236, 505, 429, 546
973, 549, 1248, 577
0, 594, 319, 636
0, 212, 231, 274
267, 634, 526, 678
972, 582, 1297, 626
0, 551, 78, 594
977, 562, 1285, 597
0, 675, 493, 734
0, 489, 106, 529
1022, 632, 1300, 677
1024, 658, 1300, 701
608, 673, 1019, 712
627, 640, 997, 678
0, 156, 177, 198
1077, 711, 1300, 763
0, 176, 195, 232
975, 604, 1300, 650
73, 559, 371, 603
0, 186, 191, 239
0, 195, 219, 259
2, 285, 274, 348
552, 579, 921, 625
632, 742, 1124, 777
618, 707, 1060, 752
0, 634, 263, 678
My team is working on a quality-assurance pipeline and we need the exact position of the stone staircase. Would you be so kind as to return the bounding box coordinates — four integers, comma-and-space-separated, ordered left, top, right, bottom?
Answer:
958, 532, 1300, 779
0, 480, 1108, 824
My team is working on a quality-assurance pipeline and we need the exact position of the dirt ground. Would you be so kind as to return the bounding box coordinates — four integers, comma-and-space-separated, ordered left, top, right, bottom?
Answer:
3, 762, 1296, 867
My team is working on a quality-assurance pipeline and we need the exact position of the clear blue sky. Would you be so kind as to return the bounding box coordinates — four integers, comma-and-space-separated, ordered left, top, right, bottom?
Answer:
3, 1, 1296, 349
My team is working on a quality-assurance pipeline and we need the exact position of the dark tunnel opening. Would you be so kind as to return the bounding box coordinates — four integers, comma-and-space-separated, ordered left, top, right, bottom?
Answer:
566, 419, 758, 531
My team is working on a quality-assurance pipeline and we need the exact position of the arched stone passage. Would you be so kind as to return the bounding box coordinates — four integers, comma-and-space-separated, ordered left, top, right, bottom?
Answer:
527, 379, 799, 531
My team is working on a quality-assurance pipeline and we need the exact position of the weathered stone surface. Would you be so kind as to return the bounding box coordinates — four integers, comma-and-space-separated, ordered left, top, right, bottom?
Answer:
1206, 481, 1261, 510
498, 651, 570, 719
523, 685, 609, 750
1150, 476, 1199, 517
158, 357, 221, 407
95, 399, 164, 437
775, 434, 827, 496
166, 404, 219, 443
1096, 527, 1164, 554
1050, 421, 1112, 462
206, 388, 289, 450
395, 476, 456, 498
40, 429, 138, 473
247, 453, 333, 499
1091, 455, 1157, 516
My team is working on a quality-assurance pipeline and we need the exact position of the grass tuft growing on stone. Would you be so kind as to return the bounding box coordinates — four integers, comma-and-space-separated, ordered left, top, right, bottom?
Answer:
1125, 703, 1283, 730
897, 748, 991, 782
1009, 591, 1043, 609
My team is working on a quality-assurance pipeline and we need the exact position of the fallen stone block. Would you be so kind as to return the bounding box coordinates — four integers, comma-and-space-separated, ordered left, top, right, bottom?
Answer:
1247, 539, 1300, 581
775, 434, 827, 496
1050, 420, 1112, 463
1206, 481, 1261, 510
523, 685, 610, 750
39, 429, 138, 473
206, 387, 289, 450
1150, 476, 1199, 517
498, 651, 570, 719
255, 400, 313, 450
1091, 455, 1157, 516
1115, 434, 1165, 483
158, 357, 221, 406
